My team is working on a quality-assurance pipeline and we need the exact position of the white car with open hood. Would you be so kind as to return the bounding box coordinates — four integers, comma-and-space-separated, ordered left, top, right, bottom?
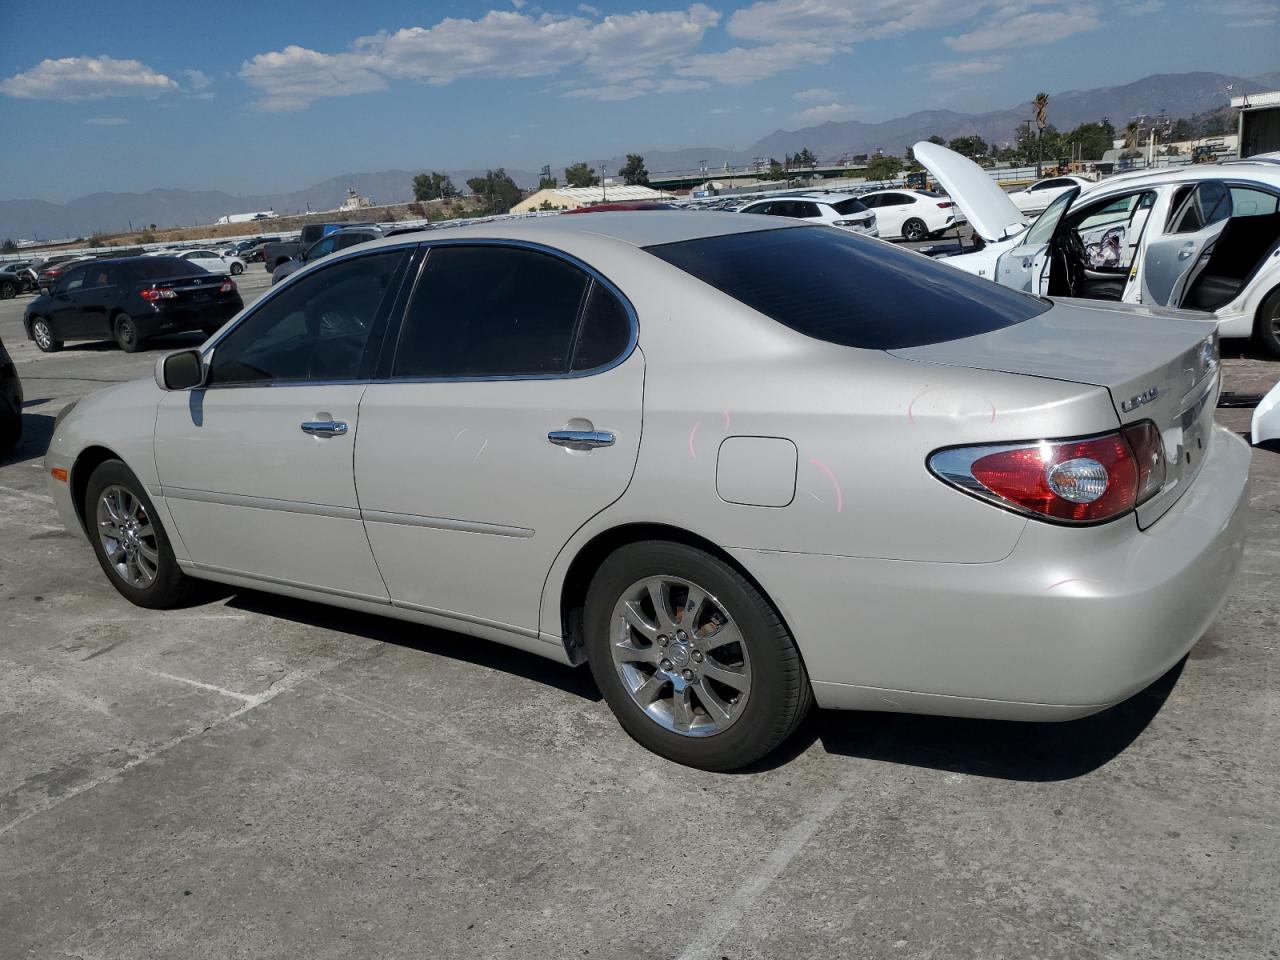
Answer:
915, 141, 1280, 356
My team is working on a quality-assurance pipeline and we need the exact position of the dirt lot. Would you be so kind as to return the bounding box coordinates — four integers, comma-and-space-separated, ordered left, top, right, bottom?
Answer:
1, 267, 1278, 960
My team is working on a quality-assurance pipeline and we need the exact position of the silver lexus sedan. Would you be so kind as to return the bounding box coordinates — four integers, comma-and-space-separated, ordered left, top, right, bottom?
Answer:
45, 212, 1250, 770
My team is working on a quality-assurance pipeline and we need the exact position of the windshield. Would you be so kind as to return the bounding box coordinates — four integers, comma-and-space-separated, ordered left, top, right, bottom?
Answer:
646, 226, 1049, 350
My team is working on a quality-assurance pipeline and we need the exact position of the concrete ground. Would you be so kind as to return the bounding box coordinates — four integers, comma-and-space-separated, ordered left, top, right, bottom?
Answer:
1, 260, 1279, 960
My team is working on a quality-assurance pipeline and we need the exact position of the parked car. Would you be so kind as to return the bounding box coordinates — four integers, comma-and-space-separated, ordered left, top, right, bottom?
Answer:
564, 201, 679, 213
24, 256, 243, 354
0, 262, 37, 298
916, 141, 1280, 356
263, 223, 375, 273
35, 256, 90, 294
736, 194, 878, 236
44, 213, 1248, 770
271, 225, 384, 284
150, 248, 246, 275
223, 237, 280, 262
0, 334, 21, 453
1007, 175, 1096, 215
856, 188, 964, 241
1253, 377, 1280, 446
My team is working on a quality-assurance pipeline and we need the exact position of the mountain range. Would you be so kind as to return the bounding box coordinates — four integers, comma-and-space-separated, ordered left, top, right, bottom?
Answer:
4, 70, 1277, 241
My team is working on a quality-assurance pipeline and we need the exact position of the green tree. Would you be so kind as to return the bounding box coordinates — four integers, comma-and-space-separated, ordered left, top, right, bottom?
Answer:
763, 159, 787, 181
927, 134, 946, 146
1061, 121, 1114, 161
564, 162, 599, 187
412, 171, 457, 201
1171, 118, 1194, 141
538, 174, 557, 190
0, 238, 17, 254
619, 153, 649, 186
947, 135, 989, 158
864, 155, 903, 181
466, 169, 523, 215
793, 147, 817, 168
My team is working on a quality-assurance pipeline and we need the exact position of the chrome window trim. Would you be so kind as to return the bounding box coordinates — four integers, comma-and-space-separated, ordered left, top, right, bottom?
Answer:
383, 237, 640, 384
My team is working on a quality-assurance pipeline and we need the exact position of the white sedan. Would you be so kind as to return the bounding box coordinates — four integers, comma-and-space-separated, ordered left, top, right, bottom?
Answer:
856, 189, 963, 241
149, 249, 246, 276
1008, 175, 1094, 215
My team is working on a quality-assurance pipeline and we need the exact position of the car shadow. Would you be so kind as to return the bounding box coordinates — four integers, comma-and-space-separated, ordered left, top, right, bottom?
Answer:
1, 412, 55, 466
221, 587, 603, 703
64, 332, 206, 353
794, 658, 1186, 782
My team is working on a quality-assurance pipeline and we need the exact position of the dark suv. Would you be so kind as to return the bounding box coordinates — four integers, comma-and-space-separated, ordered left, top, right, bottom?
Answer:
24, 256, 244, 353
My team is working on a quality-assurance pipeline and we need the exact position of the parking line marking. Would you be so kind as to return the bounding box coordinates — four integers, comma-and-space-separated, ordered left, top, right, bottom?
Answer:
146, 670, 255, 702
674, 772, 855, 960
0, 483, 56, 505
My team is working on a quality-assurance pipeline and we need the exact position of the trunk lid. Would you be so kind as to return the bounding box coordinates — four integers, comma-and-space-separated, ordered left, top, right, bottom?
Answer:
890, 298, 1221, 527
914, 141, 1030, 244
150, 273, 235, 305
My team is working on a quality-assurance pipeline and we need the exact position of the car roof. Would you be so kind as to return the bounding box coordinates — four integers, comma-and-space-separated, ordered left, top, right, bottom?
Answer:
352, 210, 802, 252
1085, 163, 1280, 194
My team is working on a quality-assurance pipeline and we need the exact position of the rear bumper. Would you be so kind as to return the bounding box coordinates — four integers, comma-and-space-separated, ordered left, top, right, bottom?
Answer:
733, 425, 1251, 720
135, 298, 242, 336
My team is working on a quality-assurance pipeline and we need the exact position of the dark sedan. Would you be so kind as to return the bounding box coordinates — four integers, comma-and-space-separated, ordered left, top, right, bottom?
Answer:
1, 262, 37, 298
24, 257, 244, 353
0, 334, 21, 452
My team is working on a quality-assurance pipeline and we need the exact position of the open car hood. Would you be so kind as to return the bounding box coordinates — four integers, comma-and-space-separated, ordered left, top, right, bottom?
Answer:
914, 141, 1029, 244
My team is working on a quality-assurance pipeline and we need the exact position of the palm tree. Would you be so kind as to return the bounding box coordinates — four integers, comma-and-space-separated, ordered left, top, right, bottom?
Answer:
1032, 92, 1050, 175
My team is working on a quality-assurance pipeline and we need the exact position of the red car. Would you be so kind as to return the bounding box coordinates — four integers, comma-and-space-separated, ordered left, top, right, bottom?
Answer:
563, 201, 678, 214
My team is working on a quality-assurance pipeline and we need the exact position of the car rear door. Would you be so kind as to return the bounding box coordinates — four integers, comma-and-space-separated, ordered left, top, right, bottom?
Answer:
1142, 181, 1232, 307
153, 247, 412, 598
876, 192, 914, 236
354, 241, 643, 638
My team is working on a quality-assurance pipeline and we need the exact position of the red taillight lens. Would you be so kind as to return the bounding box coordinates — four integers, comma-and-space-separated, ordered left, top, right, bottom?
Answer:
929, 425, 1165, 524
219, 279, 235, 293
140, 287, 177, 301
936, 201, 953, 208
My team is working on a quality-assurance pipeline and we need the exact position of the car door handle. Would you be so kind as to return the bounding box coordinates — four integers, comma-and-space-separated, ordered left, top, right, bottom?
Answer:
1177, 242, 1196, 260
548, 429, 615, 450
301, 419, 348, 437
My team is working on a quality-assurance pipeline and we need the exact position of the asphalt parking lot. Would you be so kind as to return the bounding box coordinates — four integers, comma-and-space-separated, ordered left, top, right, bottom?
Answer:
2, 259, 1279, 960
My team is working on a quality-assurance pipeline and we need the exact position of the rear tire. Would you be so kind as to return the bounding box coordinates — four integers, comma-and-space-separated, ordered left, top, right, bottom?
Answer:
84, 459, 197, 609
1255, 288, 1280, 359
113, 313, 142, 353
584, 541, 812, 771
31, 318, 62, 352
230, 262, 244, 275
901, 218, 927, 242
0, 280, 15, 299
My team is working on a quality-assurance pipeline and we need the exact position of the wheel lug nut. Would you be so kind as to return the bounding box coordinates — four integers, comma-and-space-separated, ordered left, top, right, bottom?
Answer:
657, 635, 669, 647
660, 659, 673, 672
691, 650, 704, 662
676, 630, 688, 642
730, 696, 740, 705
682, 669, 695, 681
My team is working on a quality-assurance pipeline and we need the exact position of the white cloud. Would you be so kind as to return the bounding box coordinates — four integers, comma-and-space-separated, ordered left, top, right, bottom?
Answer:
793, 86, 835, 101
1119, 0, 1163, 13
930, 59, 1003, 80
0, 56, 178, 100
564, 77, 708, 101
789, 101, 859, 124
945, 5, 1101, 51
728, 0, 990, 43
1213, 0, 1277, 25
676, 41, 836, 85
578, 2, 601, 13
511, 0, 527, 7
183, 69, 212, 90
242, 6, 720, 110
85, 116, 129, 126
239, 45, 387, 111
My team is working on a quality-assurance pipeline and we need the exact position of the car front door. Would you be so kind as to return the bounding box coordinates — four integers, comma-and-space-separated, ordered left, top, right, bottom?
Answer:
996, 186, 1079, 293
46, 265, 94, 339
354, 242, 643, 637
1141, 181, 1232, 306
153, 247, 413, 598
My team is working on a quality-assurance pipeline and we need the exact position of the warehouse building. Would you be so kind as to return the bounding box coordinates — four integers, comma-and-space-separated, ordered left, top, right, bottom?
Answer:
510, 184, 675, 214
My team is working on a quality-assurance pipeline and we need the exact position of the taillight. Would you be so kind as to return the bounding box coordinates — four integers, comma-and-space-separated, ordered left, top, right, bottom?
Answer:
219, 279, 235, 293
936, 201, 953, 208
928, 424, 1165, 524
140, 287, 177, 301
833, 219, 866, 227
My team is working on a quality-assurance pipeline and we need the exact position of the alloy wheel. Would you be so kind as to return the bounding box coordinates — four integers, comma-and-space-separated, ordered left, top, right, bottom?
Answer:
609, 575, 752, 737
96, 484, 159, 588
33, 321, 53, 350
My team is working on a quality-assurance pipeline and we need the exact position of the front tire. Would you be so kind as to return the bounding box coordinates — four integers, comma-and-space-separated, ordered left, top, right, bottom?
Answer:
1255, 288, 1280, 359
901, 217, 927, 242
84, 459, 196, 608
230, 262, 244, 275
0, 279, 15, 299
584, 541, 812, 771
31, 318, 62, 352
113, 313, 142, 353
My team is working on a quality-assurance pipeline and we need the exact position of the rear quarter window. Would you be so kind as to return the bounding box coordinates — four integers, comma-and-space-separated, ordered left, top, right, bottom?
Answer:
645, 226, 1050, 350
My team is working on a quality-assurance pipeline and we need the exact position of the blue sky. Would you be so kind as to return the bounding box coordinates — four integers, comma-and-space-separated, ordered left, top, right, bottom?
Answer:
0, 0, 1275, 201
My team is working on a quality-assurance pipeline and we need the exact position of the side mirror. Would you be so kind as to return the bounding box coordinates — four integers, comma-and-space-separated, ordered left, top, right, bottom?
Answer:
154, 349, 206, 391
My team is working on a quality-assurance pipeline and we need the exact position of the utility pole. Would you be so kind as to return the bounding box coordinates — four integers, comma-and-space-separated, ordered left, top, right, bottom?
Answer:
601, 164, 607, 203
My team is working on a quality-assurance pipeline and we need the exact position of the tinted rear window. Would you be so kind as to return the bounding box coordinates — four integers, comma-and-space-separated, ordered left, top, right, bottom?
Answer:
124, 258, 206, 281
831, 198, 869, 215
645, 227, 1049, 349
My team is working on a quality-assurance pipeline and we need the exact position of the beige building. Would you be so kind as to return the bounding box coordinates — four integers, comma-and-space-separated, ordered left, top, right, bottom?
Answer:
510, 184, 675, 214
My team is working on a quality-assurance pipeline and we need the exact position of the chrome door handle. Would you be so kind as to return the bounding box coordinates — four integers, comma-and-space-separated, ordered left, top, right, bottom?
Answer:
301, 420, 348, 437
548, 429, 615, 450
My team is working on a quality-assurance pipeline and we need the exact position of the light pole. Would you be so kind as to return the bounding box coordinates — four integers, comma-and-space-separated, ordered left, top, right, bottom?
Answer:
601, 164, 607, 203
